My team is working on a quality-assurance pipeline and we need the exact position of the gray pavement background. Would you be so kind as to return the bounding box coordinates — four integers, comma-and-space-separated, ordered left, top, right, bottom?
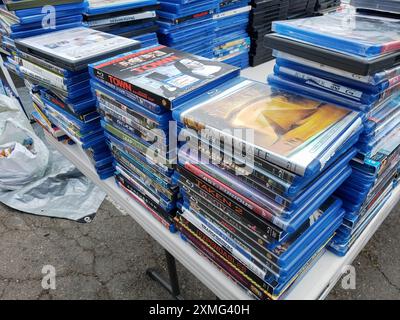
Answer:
0, 196, 399, 300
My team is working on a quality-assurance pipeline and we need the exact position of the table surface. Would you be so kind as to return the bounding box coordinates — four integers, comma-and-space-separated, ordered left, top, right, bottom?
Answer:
43, 60, 400, 300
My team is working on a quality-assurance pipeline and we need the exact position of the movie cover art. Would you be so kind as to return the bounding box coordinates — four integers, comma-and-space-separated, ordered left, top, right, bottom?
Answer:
92, 45, 238, 108
180, 79, 351, 158
16, 27, 137, 63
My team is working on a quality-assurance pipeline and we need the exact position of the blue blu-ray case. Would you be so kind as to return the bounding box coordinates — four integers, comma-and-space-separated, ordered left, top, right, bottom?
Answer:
132, 32, 158, 48
329, 187, 392, 256
101, 120, 177, 167
40, 89, 96, 115
101, 109, 169, 145
157, 7, 214, 23
85, 0, 158, 15
17, 50, 88, 78
273, 62, 400, 107
92, 77, 165, 114
42, 96, 99, 128
272, 12, 400, 58
44, 111, 105, 148
101, 119, 171, 156
115, 157, 177, 201
178, 196, 339, 272
9, 14, 83, 32
96, 101, 169, 142
175, 159, 351, 233
157, 16, 212, 30
158, 22, 216, 46
178, 196, 344, 283
94, 19, 156, 35
159, 0, 203, 3
213, 30, 248, 47
112, 146, 177, 193
158, 19, 215, 37
91, 80, 172, 128
9, 21, 83, 39
275, 58, 397, 95
268, 74, 374, 112
13, 2, 87, 17
218, 52, 249, 69
215, 10, 249, 25
174, 76, 362, 177
169, 34, 215, 52
178, 145, 356, 216
358, 119, 400, 156
114, 164, 176, 211
112, 147, 175, 189
15, 8, 85, 25
159, 0, 219, 14
105, 131, 174, 176
273, 50, 400, 86
89, 45, 240, 111
216, 0, 250, 13
109, 142, 176, 188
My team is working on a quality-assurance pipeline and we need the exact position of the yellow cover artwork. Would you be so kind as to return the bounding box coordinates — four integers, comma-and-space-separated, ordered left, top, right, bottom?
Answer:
182, 81, 350, 157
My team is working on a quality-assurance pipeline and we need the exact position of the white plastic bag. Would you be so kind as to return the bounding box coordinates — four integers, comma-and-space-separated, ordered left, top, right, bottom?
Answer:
0, 95, 49, 191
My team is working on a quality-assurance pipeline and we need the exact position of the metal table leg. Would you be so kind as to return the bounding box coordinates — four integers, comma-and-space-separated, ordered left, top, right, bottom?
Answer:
146, 250, 184, 300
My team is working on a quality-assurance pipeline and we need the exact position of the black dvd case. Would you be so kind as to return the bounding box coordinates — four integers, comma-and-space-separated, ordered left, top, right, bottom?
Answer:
15, 27, 141, 71
264, 34, 400, 75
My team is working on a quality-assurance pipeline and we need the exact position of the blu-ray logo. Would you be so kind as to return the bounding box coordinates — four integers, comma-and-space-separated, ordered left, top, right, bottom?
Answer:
96, 71, 105, 79
41, 5, 56, 30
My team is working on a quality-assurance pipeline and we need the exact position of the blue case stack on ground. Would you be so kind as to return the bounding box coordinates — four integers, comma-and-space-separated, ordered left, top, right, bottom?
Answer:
156, 0, 219, 57
0, 0, 85, 44
89, 45, 239, 232
212, 0, 251, 69
171, 74, 362, 299
84, 0, 160, 48
6, 27, 141, 180
265, 9, 400, 257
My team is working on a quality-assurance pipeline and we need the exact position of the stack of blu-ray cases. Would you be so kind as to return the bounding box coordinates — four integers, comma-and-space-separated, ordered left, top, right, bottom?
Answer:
248, 0, 289, 67
84, 0, 160, 48
171, 75, 363, 299
156, 0, 219, 58
24, 80, 70, 143
9, 27, 140, 179
212, 0, 251, 69
264, 11, 400, 256
89, 45, 239, 230
0, 0, 85, 50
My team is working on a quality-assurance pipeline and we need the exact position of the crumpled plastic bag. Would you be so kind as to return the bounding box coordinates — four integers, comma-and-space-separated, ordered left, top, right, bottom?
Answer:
0, 119, 49, 191
0, 93, 105, 222
0, 141, 105, 223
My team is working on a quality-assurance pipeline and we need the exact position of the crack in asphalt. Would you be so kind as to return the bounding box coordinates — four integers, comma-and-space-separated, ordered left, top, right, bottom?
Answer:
365, 251, 400, 293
